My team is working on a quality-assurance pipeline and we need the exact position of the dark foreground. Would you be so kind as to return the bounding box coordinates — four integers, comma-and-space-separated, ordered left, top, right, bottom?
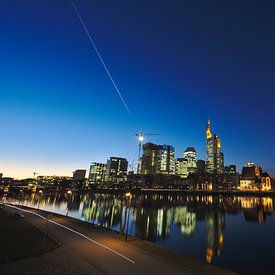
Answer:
0, 202, 237, 275
0, 206, 58, 263
0, 205, 99, 274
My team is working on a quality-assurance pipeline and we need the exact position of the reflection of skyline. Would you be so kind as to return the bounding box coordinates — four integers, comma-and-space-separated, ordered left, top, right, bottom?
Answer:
206, 211, 225, 263
174, 207, 196, 236
4, 193, 274, 264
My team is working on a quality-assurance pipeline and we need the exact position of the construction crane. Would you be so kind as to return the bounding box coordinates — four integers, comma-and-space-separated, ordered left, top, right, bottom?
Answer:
33, 172, 39, 179
135, 133, 163, 174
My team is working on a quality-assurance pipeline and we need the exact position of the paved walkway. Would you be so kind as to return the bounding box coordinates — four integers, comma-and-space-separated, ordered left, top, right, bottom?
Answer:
1, 247, 100, 275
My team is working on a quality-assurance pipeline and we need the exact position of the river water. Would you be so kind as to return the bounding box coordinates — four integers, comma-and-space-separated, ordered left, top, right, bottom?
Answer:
2, 192, 275, 274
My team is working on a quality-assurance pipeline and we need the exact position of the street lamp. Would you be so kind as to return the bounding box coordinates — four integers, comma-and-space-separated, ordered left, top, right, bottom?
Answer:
137, 134, 144, 174
125, 192, 132, 241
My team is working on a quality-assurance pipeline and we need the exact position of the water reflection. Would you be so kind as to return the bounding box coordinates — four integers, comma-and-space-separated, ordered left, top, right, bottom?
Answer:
3, 193, 274, 273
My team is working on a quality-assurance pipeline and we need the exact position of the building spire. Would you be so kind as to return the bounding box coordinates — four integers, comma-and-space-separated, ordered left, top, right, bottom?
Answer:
206, 117, 212, 139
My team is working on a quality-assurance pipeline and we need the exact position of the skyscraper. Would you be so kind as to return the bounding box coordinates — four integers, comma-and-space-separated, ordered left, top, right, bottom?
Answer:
175, 158, 188, 178
105, 157, 128, 182
140, 143, 175, 175
183, 147, 197, 175
140, 143, 159, 174
89, 162, 106, 182
206, 119, 224, 174
159, 145, 175, 174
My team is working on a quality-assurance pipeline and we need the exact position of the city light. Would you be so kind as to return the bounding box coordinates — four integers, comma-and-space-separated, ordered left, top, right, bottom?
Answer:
138, 135, 144, 142
125, 192, 132, 198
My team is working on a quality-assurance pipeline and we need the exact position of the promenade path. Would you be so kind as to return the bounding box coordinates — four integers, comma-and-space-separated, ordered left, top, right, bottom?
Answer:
2, 203, 238, 275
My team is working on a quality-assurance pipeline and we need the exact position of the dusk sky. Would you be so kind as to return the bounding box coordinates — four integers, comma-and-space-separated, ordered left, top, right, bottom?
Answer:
1, 0, 274, 178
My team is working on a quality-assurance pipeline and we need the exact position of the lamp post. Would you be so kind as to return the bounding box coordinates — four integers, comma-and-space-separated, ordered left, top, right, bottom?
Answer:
66, 190, 72, 216
137, 134, 144, 174
38, 189, 43, 209
125, 192, 132, 241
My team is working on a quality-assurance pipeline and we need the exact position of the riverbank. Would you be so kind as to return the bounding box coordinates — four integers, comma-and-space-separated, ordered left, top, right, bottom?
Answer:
1, 202, 238, 275
3, 187, 275, 198
73, 188, 275, 197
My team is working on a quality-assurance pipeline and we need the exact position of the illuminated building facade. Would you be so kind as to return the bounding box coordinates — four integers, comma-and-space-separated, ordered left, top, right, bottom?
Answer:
140, 143, 160, 174
89, 162, 106, 182
206, 119, 224, 174
140, 143, 174, 175
105, 157, 128, 182
183, 147, 197, 175
175, 158, 188, 178
159, 145, 175, 174
240, 162, 272, 191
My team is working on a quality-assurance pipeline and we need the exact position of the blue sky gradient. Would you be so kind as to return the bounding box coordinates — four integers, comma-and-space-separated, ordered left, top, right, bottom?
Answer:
1, 0, 274, 178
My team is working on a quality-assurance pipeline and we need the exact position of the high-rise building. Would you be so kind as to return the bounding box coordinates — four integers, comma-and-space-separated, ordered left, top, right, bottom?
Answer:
140, 143, 159, 174
140, 143, 175, 175
105, 157, 128, 182
159, 145, 175, 174
89, 162, 106, 182
72, 169, 86, 180
183, 147, 197, 175
206, 119, 224, 174
175, 158, 188, 178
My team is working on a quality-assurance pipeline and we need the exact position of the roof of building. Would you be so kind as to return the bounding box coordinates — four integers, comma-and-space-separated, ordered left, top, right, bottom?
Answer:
261, 172, 271, 178
184, 147, 196, 153
241, 167, 257, 178
176, 158, 188, 162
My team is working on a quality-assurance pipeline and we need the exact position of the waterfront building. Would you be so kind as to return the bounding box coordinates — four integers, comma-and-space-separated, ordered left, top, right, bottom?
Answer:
197, 160, 206, 173
89, 162, 106, 182
105, 157, 128, 182
140, 143, 174, 175
183, 147, 197, 175
72, 169, 86, 180
240, 162, 272, 191
175, 158, 188, 178
140, 143, 159, 174
159, 145, 175, 174
206, 119, 224, 174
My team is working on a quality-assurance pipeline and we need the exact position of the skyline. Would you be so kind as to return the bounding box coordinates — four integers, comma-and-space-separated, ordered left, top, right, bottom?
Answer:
1, 1, 275, 178
1, 118, 272, 179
